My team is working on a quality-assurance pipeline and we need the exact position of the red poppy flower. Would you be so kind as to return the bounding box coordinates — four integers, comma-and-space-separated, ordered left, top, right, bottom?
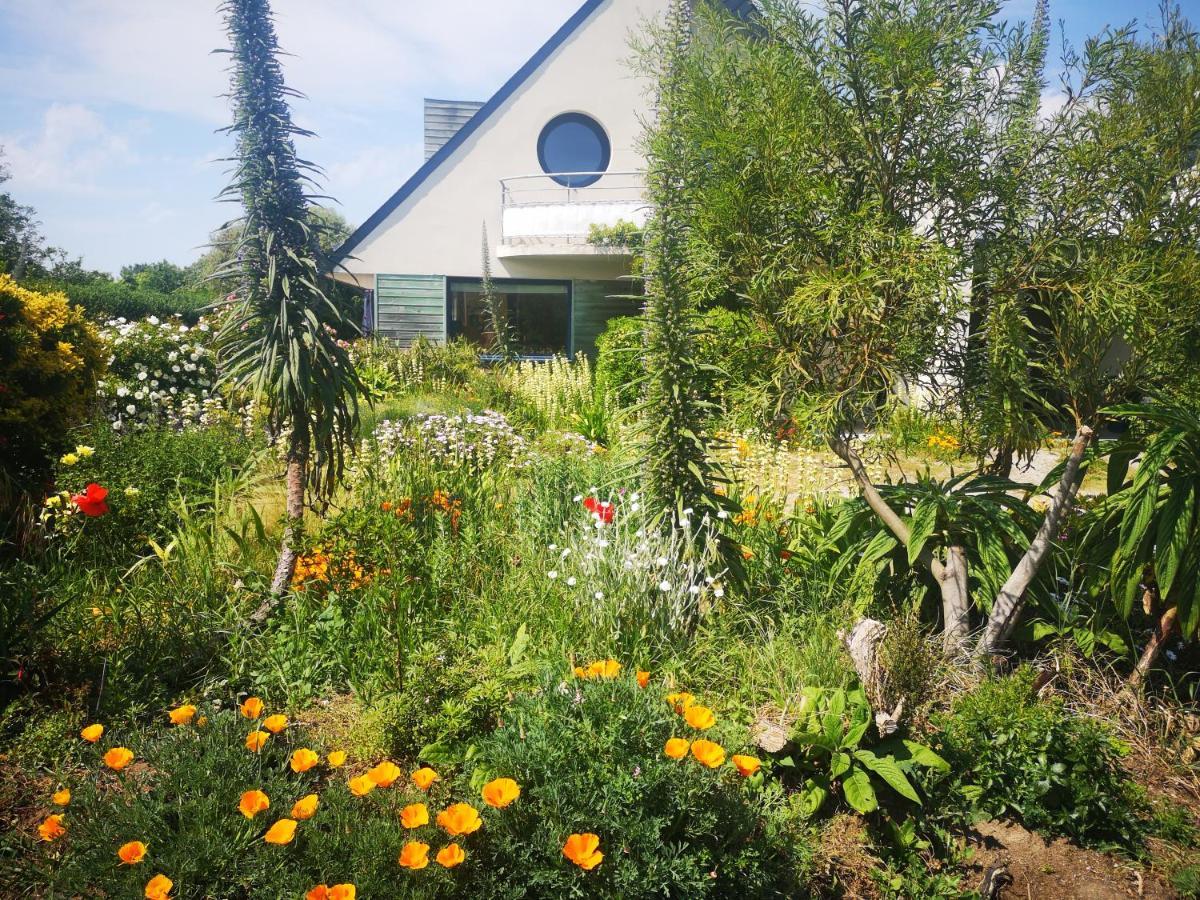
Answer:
582, 497, 614, 524
72, 483, 110, 517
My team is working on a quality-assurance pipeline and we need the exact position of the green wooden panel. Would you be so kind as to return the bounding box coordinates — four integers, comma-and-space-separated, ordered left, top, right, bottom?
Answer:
571, 280, 641, 358
376, 275, 446, 344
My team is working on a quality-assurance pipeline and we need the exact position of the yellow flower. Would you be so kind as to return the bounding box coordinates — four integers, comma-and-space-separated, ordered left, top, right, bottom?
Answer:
399, 841, 430, 870
262, 714, 288, 734
290, 748, 320, 773
436, 802, 482, 836
664, 738, 690, 760
327, 750, 347, 768
80, 723, 104, 743
104, 747, 134, 771
400, 803, 429, 829
263, 818, 298, 845
437, 843, 466, 868
481, 777, 520, 809
76, 445, 95, 458
291, 794, 319, 820
329, 886, 356, 900
38, 814, 66, 841
238, 790, 270, 819
683, 705, 716, 730
690, 739, 726, 769
240, 697, 264, 719
144, 874, 173, 900
348, 775, 375, 797
118, 840, 148, 864
562, 833, 603, 870
367, 760, 402, 788
666, 692, 695, 714
52, 788, 70, 806
732, 754, 762, 777
411, 767, 439, 790
245, 730, 270, 753
60, 452, 79, 466
168, 704, 197, 726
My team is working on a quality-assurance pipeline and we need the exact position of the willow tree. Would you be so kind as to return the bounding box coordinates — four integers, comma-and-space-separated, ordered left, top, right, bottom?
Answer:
215, 0, 364, 608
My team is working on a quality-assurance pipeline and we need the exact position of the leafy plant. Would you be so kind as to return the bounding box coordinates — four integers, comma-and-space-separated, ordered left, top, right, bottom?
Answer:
787, 686, 949, 817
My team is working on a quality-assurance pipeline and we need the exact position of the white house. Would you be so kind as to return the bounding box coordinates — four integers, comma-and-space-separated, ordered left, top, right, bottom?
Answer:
333, 0, 753, 358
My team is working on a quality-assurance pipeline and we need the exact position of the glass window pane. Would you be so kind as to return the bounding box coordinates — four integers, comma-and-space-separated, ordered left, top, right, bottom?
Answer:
538, 114, 610, 187
448, 280, 570, 357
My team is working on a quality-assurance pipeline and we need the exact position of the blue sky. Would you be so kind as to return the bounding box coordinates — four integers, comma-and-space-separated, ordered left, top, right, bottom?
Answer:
0, 0, 1187, 275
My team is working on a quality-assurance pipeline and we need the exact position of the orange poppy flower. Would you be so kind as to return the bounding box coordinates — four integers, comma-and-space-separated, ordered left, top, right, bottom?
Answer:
240, 697, 264, 719
104, 747, 134, 771
327, 750, 347, 768
118, 840, 148, 864
262, 714, 288, 734
80, 723, 104, 743
348, 775, 375, 797
573, 666, 587, 678
637, 670, 650, 689
307, 887, 330, 900
52, 788, 70, 806
144, 874, 173, 900
290, 748, 320, 773
367, 761, 402, 788
481, 777, 520, 809
238, 789, 270, 819
732, 754, 762, 777
437, 843, 466, 868
264, 818, 298, 845
666, 692, 695, 714
684, 705, 716, 730
664, 738, 690, 760
691, 739, 726, 768
37, 814, 65, 841
399, 841, 430, 870
329, 887, 355, 900
400, 803, 429, 829
410, 767, 438, 790
562, 832, 603, 870
583, 659, 621, 679
245, 730, 270, 753
436, 803, 482, 836
168, 705, 196, 726
291, 794, 319, 820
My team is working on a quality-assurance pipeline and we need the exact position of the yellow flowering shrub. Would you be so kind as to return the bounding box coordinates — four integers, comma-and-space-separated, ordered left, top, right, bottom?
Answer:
0, 275, 104, 477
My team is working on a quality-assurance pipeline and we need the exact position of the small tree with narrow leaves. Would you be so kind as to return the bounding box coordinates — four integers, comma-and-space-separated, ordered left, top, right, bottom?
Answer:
214, 0, 364, 609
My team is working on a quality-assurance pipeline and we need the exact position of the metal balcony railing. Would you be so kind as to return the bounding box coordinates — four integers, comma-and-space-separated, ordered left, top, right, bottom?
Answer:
499, 171, 647, 246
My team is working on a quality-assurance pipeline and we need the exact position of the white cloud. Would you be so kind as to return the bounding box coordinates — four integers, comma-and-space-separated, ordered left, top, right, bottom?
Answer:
0, 103, 135, 194
326, 142, 424, 191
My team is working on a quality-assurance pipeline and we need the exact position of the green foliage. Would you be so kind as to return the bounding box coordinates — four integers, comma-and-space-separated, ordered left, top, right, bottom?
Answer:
587, 219, 644, 250
460, 667, 807, 897
28, 278, 211, 325
119, 260, 191, 295
787, 686, 949, 817
934, 670, 1146, 848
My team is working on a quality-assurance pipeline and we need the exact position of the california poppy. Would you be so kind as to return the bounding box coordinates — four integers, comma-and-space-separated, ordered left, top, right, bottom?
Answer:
664, 738, 690, 760
240, 697, 264, 719
684, 705, 716, 730
290, 748, 320, 773
264, 818, 298, 845
637, 670, 650, 689
400, 803, 429, 829
399, 841, 430, 870
732, 754, 762, 777
238, 790, 270, 819
168, 705, 196, 726
144, 874, 173, 900
562, 833, 603, 870
307, 887, 330, 900
411, 767, 438, 790
118, 841, 148, 864
37, 814, 65, 841
691, 739, 726, 769
367, 760, 402, 788
104, 747, 134, 771
348, 775, 375, 797
327, 750, 347, 768
329, 887, 355, 900
262, 714, 288, 734
437, 843, 466, 868
245, 731, 269, 753
666, 692, 695, 714
481, 777, 520, 809
72, 483, 109, 517
80, 723, 104, 743
52, 788, 70, 806
291, 794, 319, 820
436, 803, 482, 836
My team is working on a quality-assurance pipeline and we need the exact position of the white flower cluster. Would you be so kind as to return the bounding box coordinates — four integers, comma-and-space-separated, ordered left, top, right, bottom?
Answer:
366, 410, 529, 474
95, 316, 230, 431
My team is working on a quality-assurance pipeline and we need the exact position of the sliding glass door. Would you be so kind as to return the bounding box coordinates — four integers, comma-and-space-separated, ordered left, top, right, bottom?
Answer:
447, 278, 571, 358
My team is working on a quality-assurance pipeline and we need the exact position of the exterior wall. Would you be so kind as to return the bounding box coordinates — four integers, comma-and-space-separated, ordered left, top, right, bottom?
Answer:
375, 274, 446, 344
343, 0, 669, 285
424, 99, 484, 160
572, 279, 640, 357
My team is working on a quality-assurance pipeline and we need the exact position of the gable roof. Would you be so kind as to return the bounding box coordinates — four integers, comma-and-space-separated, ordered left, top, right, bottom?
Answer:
335, 0, 755, 264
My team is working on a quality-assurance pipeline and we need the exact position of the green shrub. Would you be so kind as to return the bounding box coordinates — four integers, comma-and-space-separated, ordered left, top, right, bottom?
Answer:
30, 278, 212, 324
934, 669, 1146, 849
457, 666, 807, 898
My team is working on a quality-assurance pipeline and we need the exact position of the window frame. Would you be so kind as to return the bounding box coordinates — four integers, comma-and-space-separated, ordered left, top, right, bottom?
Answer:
536, 113, 611, 188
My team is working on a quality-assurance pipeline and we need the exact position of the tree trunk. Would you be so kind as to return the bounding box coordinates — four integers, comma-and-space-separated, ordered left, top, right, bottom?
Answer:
251, 435, 307, 624
1124, 604, 1178, 697
941, 545, 971, 655
976, 427, 1094, 657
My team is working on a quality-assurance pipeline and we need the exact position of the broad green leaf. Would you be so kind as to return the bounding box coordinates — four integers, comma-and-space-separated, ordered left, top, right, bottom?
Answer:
842, 719, 869, 750
854, 749, 921, 803
1108, 445, 1136, 496
801, 777, 829, 817
830, 751, 851, 779
842, 767, 878, 814
908, 499, 939, 566
1155, 483, 1195, 600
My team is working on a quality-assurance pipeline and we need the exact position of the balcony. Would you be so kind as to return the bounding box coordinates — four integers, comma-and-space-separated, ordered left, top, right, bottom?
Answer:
498, 171, 647, 259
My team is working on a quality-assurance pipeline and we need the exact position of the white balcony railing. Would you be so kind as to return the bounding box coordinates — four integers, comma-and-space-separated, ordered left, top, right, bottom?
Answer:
499, 171, 647, 252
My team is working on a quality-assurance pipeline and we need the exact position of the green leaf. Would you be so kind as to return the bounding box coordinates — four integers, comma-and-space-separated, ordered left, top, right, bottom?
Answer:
908, 499, 939, 566
508, 623, 529, 667
841, 719, 869, 750
842, 768, 878, 814
830, 751, 851, 778
1155, 483, 1195, 600
853, 749, 921, 803
1108, 445, 1136, 496
801, 777, 829, 817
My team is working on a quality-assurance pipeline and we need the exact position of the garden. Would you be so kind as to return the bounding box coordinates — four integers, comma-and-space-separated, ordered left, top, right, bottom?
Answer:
4, 0, 1200, 898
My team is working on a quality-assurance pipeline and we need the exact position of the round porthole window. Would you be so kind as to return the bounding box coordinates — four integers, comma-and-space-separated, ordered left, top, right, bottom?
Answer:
537, 113, 611, 187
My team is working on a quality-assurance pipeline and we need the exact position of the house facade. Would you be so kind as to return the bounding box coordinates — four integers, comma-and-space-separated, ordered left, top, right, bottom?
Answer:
333, 0, 695, 358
